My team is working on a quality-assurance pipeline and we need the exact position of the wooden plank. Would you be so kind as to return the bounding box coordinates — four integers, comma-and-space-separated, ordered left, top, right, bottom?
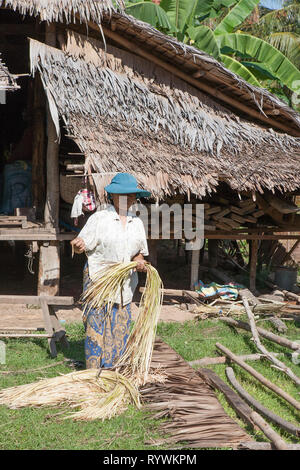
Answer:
218, 217, 240, 229
0, 233, 75, 241
213, 208, 231, 220
252, 210, 265, 218
230, 213, 248, 224
0, 295, 73, 305
230, 205, 246, 216
205, 206, 221, 216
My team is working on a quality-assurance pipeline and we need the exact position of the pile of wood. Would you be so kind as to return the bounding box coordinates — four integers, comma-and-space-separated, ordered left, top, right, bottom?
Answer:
203, 198, 264, 231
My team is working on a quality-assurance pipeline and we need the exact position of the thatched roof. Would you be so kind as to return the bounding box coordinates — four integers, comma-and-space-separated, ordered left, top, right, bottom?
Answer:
2, 0, 300, 135
0, 54, 18, 91
30, 35, 300, 200
0, 0, 123, 23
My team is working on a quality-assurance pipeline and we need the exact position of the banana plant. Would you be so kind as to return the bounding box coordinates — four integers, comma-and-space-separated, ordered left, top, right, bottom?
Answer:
124, 0, 300, 97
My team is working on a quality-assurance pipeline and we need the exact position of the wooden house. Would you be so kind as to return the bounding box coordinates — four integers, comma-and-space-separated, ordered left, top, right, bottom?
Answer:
0, 0, 300, 295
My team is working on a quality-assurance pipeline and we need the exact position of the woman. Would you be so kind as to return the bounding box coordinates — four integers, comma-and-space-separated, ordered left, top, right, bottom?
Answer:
71, 173, 151, 369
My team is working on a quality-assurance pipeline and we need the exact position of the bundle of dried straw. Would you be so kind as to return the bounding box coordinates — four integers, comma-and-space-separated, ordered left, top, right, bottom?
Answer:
0, 262, 165, 421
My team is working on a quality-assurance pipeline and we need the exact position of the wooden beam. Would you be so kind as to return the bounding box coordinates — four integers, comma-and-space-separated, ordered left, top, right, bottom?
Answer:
86, 22, 300, 136
0, 295, 73, 305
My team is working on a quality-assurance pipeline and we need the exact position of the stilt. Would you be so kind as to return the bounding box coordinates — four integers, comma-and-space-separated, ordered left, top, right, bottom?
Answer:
38, 242, 60, 296
190, 245, 200, 290
249, 239, 258, 292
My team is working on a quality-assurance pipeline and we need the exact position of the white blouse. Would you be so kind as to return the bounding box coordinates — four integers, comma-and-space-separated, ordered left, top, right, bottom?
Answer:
78, 204, 149, 306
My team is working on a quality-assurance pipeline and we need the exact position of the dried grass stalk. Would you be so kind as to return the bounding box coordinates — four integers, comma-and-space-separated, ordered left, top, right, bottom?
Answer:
0, 262, 165, 421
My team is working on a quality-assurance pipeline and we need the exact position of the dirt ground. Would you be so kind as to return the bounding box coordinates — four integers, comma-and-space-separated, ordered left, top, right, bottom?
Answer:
0, 239, 196, 328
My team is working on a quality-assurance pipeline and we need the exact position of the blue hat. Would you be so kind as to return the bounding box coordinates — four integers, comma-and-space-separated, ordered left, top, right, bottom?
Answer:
104, 173, 151, 198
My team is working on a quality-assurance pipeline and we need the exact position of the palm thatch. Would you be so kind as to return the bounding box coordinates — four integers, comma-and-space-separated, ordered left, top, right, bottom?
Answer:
2, 0, 300, 135
0, 55, 18, 91
0, 0, 123, 23
141, 338, 252, 449
29, 35, 300, 200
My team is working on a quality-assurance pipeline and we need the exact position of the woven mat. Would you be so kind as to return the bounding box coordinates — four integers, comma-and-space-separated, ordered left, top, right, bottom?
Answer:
141, 338, 252, 449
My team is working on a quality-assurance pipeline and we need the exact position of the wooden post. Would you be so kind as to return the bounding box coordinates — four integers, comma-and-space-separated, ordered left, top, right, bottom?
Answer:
38, 24, 60, 296
38, 242, 60, 297
32, 75, 46, 219
44, 24, 59, 230
249, 239, 258, 292
190, 244, 200, 290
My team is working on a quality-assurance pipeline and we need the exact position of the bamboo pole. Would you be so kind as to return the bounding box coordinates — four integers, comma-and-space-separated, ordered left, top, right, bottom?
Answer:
215, 342, 300, 411
226, 367, 300, 437
85, 23, 300, 136
219, 317, 300, 352
242, 296, 300, 386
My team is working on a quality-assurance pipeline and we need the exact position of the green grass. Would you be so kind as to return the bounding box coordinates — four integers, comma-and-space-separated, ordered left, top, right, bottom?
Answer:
0, 317, 299, 449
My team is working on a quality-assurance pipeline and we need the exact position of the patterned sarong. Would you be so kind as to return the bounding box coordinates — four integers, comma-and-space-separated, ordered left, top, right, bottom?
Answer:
82, 262, 132, 369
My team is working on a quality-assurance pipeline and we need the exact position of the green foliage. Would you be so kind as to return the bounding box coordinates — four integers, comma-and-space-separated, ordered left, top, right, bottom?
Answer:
124, 0, 300, 100
216, 32, 300, 91
187, 25, 220, 58
125, 1, 174, 32
214, 0, 261, 35
220, 53, 261, 85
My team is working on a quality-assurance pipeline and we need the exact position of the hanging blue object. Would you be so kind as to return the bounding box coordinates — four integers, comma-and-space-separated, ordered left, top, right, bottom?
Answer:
0, 161, 32, 215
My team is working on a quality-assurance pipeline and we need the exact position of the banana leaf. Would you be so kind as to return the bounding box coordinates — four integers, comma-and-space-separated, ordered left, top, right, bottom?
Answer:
221, 54, 261, 86
187, 25, 220, 59
125, 1, 174, 31
216, 32, 300, 92
214, 0, 261, 35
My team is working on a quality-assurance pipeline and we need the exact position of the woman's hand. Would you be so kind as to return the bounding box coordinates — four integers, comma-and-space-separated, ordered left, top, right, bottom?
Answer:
132, 254, 148, 273
70, 237, 86, 254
